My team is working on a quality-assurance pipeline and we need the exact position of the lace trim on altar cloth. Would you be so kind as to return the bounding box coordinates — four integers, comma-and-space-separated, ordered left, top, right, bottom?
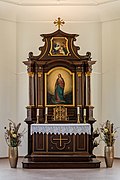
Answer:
31, 124, 91, 135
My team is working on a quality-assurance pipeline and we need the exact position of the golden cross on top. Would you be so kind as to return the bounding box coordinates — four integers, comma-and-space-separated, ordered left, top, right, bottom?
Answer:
54, 17, 65, 30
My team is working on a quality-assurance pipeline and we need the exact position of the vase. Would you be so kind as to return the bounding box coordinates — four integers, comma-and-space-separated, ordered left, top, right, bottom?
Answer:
104, 146, 114, 168
8, 146, 18, 168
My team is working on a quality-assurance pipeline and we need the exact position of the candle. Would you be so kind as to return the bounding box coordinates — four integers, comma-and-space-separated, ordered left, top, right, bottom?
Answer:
45, 107, 48, 115
37, 109, 39, 116
77, 107, 80, 114
84, 108, 86, 116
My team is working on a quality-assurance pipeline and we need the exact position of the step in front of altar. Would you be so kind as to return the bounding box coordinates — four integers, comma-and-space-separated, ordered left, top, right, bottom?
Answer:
22, 158, 100, 169
22, 155, 101, 169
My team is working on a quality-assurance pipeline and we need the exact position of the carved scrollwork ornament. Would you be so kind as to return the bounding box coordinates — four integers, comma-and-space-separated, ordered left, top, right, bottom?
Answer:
86, 52, 92, 60
28, 52, 33, 59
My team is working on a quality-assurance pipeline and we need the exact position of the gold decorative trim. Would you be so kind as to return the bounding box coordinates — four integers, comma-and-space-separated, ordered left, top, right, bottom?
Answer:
38, 105, 43, 107
28, 72, 34, 77
51, 134, 71, 150
77, 72, 82, 77
28, 105, 35, 107
53, 106, 68, 121
38, 72, 42, 78
86, 72, 91, 76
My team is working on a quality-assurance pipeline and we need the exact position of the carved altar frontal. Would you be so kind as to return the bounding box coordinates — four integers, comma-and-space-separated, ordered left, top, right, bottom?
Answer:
31, 124, 91, 154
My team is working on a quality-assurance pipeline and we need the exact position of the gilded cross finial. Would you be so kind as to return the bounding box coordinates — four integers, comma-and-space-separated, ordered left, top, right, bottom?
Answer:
54, 17, 65, 30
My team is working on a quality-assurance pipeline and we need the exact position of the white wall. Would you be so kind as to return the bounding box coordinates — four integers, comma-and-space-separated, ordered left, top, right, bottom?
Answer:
0, 0, 120, 160
0, 19, 16, 157
102, 19, 120, 158
3, 17, 120, 158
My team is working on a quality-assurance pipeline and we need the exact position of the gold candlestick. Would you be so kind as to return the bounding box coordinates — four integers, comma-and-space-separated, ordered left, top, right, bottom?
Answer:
84, 115, 86, 123
45, 114, 48, 124
77, 114, 80, 124
36, 116, 39, 124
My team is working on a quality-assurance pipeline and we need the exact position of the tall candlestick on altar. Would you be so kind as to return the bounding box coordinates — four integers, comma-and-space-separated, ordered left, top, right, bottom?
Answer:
45, 107, 48, 115
84, 108, 86, 116
77, 106, 80, 115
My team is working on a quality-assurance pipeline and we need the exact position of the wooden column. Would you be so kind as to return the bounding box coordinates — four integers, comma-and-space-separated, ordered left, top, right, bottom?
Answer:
28, 72, 35, 106
81, 66, 85, 106
76, 71, 82, 106
37, 67, 43, 107
76, 65, 85, 123
86, 72, 91, 106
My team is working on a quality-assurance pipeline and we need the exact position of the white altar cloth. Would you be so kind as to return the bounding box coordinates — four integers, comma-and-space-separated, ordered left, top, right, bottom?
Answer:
31, 124, 91, 135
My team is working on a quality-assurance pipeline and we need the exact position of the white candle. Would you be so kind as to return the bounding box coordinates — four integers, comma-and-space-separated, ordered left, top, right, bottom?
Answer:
84, 108, 86, 116
45, 107, 48, 115
37, 109, 39, 116
77, 107, 80, 114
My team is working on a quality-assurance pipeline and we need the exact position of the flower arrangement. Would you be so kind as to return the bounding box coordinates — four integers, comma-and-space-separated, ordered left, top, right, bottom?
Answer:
4, 119, 26, 147
93, 128, 100, 148
100, 120, 118, 147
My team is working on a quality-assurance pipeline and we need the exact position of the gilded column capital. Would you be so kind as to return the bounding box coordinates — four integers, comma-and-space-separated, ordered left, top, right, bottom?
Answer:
77, 72, 82, 77
38, 72, 42, 78
86, 72, 91, 76
28, 72, 34, 77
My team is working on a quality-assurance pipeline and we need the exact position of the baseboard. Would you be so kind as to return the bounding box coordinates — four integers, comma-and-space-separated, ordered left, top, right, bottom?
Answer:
0, 156, 24, 159
96, 156, 120, 159
0, 156, 120, 160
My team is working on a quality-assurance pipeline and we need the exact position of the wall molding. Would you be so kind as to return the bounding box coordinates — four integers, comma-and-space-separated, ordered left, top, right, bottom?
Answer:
0, 1, 120, 23
0, 0, 118, 7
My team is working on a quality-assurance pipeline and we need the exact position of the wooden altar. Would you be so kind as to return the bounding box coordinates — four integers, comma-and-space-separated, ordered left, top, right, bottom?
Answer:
22, 18, 100, 168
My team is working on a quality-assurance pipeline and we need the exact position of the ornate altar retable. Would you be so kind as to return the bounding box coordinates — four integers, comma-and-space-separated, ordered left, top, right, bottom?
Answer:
22, 18, 100, 168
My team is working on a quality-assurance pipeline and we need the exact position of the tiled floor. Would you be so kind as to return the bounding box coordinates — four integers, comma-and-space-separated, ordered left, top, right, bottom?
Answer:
0, 158, 120, 180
